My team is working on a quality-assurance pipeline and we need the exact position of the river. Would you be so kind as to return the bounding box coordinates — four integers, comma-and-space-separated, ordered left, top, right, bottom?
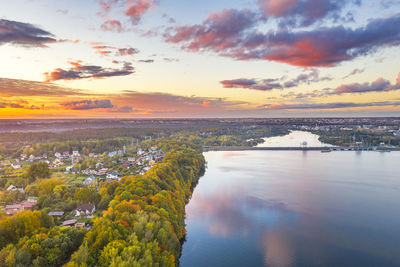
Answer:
180, 132, 400, 266
256, 130, 332, 147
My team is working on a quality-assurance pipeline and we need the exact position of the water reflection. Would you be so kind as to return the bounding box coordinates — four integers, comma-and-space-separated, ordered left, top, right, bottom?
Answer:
256, 130, 332, 147
180, 149, 400, 267
188, 191, 297, 238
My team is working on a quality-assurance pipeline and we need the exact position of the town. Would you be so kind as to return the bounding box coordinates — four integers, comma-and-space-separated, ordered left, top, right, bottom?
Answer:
0, 140, 165, 229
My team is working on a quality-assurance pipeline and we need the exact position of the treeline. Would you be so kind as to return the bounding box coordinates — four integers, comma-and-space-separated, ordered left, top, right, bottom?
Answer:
0, 210, 83, 266
0, 140, 205, 266
0, 125, 290, 157
66, 141, 205, 266
315, 130, 400, 146
0, 220, 85, 266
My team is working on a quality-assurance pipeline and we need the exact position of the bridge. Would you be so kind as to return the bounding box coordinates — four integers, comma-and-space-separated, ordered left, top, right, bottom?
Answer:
203, 146, 400, 152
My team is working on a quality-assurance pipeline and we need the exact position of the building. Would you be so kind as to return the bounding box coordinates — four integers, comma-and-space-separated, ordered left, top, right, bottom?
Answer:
4, 204, 23, 215
48, 211, 64, 217
7, 185, 25, 193
83, 176, 95, 185
106, 172, 122, 181
11, 163, 21, 170
61, 219, 77, 227
75, 203, 96, 217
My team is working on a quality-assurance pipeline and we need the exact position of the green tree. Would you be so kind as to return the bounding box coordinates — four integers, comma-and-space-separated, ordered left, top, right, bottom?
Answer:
27, 162, 50, 183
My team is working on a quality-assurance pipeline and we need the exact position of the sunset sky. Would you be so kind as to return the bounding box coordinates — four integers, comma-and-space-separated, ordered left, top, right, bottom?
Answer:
1, 0, 400, 118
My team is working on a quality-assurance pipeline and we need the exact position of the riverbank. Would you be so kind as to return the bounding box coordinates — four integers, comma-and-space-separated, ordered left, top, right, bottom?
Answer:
203, 146, 400, 151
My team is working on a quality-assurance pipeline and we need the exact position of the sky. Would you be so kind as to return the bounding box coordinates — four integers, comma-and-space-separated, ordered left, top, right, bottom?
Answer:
0, 0, 400, 118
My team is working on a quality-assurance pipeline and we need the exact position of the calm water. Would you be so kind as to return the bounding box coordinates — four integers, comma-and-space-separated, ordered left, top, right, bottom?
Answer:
181, 136, 400, 267
256, 130, 333, 147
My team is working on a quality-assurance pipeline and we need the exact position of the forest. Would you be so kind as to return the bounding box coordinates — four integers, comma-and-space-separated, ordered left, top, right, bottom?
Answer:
0, 139, 205, 266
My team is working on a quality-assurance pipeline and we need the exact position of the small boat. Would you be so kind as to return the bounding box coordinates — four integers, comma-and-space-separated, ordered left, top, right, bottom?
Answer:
321, 149, 332, 153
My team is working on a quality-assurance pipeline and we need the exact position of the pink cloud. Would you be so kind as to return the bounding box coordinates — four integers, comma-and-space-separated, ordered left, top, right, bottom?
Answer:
101, 20, 123, 32
165, 12, 400, 67
258, 0, 299, 16
125, 0, 154, 24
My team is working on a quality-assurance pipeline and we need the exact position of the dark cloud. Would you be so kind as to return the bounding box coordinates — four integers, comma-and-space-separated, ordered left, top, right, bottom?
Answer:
283, 69, 331, 87
331, 75, 400, 94
43, 60, 135, 82
138, 59, 154, 63
343, 68, 365, 79
221, 70, 331, 91
258, 0, 361, 27
165, 11, 400, 67
258, 101, 400, 110
165, 9, 260, 51
60, 99, 114, 110
0, 19, 57, 47
163, 57, 179, 62
116, 47, 139, 56
0, 99, 42, 109
221, 78, 283, 91
0, 78, 89, 97
280, 72, 400, 99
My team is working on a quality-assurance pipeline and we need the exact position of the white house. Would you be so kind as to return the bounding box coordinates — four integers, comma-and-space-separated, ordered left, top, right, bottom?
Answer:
106, 172, 122, 181
83, 176, 95, 185
75, 203, 95, 217
11, 163, 21, 170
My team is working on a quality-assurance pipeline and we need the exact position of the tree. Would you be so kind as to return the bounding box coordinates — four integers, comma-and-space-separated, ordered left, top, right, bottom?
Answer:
75, 188, 100, 205
27, 162, 50, 183
38, 178, 63, 196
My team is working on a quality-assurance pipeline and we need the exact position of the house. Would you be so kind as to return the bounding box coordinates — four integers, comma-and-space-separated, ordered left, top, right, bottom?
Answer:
127, 157, 136, 162
95, 162, 104, 169
61, 219, 77, 227
7, 185, 24, 193
75, 203, 96, 217
83, 176, 95, 185
11, 163, 21, 170
76, 222, 85, 229
48, 211, 64, 217
65, 166, 79, 174
106, 172, 122, 181
3, 198, 36, 215
97, 168, 108, 175
7, 185, 17, 191
72, 151, 80, 157
21, 201, 34, 210
4, 204, 23, 215
55, 152, 62, 159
